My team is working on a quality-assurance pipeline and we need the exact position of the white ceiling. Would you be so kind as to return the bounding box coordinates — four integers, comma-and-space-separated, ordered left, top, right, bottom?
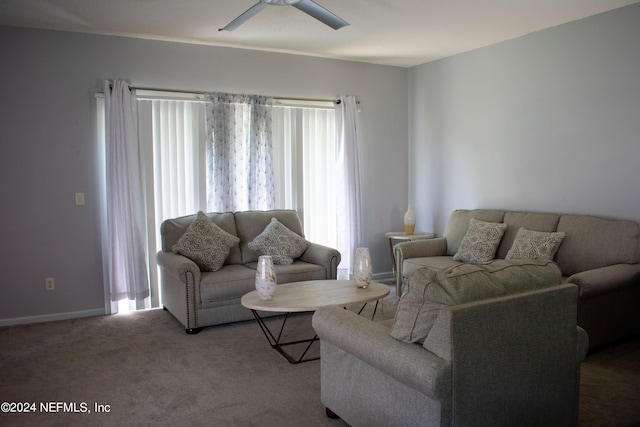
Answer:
1, 0, 638, 67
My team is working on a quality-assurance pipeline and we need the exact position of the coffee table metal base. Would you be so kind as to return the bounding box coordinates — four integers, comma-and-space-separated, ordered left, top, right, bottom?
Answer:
250, 310, 319, 364
250, 301, 380, 364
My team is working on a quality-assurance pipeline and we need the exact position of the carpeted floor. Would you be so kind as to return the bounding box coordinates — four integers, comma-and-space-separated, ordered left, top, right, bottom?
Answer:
578, 336, 640, 427
1, 299, 639, 426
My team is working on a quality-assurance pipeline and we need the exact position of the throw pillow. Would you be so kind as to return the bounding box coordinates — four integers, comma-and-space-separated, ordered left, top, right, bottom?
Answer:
505, 227, 566, 260
248, 218, 309, 265
172, 211, 240, 272
452, 218, 507, 263
390, 259, 561, 344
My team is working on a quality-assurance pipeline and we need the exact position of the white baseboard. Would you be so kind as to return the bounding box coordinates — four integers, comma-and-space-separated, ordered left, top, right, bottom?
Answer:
0, 308, 106, 327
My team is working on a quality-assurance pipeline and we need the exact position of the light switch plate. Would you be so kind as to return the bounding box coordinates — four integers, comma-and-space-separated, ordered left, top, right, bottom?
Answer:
75, 192, 85, 206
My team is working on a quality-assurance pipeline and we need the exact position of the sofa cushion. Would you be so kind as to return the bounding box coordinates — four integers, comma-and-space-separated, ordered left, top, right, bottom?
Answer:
453, 218, 507, 264
199, 261, 327, 304
261, 261, 327, 285
555, 214, 640, 276
199, 264, 257, 303
496, 211, 561, 259
248, 218, 309, 265
390, 259, 561, 344
506, 228, 565, 260
172, 211, 240, 272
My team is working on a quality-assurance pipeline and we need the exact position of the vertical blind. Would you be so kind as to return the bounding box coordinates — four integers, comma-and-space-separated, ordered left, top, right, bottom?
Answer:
271, 106, 337, 251
138, 99, 207, 308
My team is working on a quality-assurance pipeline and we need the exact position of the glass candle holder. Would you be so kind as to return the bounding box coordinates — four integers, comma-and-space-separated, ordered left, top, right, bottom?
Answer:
255, 255, 277, 300
353, 247, 372, 288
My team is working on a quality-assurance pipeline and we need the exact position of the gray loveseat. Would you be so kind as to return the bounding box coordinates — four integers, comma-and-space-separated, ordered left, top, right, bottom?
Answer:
395, 209, 640, 349
157, 209, 341, 333
313, 279, 588, 426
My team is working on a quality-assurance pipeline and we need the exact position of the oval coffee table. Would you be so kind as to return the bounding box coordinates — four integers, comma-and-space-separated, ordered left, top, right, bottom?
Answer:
241, 280, 389, 364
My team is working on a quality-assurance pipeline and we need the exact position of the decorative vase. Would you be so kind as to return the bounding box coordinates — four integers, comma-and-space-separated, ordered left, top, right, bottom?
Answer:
404, 204, 416, 235
353, 247, 372, 289
255, 255, 277, 300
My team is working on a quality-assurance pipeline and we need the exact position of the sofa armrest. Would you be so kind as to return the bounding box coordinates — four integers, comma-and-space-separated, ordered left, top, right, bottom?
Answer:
156, 250, 202, 284
566, 263, 640, 298
394, 238, 448, 290
395, 237, 448, 259
312, 306, 451, 399
299, 243, 341, 279
156, 251, 202, 330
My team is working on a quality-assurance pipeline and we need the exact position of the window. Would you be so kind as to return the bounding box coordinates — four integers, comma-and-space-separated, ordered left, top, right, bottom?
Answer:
100, 87, 360, 313
135, 97, 338, 307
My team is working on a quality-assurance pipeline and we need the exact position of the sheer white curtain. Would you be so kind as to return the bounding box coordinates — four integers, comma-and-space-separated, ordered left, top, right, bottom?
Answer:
101, 80, 150, 314
335, 95, 363, 275
205, 93, 275, 212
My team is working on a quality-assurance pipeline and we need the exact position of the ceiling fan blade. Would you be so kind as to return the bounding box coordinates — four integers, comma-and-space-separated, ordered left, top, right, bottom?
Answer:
219, 2, 269, 31
292, 0, 349, 30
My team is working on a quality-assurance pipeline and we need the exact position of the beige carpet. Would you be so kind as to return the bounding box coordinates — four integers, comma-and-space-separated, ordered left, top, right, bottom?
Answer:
1, 299, 639, 426
579, 336, 640, 427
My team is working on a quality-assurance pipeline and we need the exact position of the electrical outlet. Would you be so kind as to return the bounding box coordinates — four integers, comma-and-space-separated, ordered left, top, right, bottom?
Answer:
75, 192, 85, 206
45, 277, 55, 291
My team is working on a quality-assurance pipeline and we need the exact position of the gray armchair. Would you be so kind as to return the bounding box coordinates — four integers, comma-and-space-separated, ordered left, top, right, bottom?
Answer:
312, 283, 588, 426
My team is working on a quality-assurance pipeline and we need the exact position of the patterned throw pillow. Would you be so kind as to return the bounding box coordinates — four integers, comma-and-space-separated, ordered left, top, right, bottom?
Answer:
172, 211, 240, 272
506, 227, 566, 260
452, 218, 507, 264
248, 218, 309, 265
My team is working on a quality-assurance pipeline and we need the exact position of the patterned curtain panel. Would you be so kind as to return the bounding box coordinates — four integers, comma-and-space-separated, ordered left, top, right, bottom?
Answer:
205, 93, 275, 212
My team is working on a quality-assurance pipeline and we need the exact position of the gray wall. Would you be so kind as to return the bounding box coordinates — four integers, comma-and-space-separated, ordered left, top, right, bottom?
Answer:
0, 27, 408, 323
409, 3, 640, 236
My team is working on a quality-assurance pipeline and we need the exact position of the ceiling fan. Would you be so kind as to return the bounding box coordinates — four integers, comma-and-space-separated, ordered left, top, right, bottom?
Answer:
219, 0, 349, 31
